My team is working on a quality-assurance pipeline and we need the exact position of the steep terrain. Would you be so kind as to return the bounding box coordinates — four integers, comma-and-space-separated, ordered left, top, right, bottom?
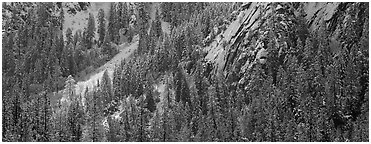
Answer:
77, 37, 138, 104
204, 2, 368, 84
2, 2, 368, 142
59, 2, 168, 109
58, 36, 138, 108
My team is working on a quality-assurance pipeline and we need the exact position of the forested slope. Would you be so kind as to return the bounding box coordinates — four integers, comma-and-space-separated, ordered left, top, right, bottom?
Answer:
2, 2, 369, 142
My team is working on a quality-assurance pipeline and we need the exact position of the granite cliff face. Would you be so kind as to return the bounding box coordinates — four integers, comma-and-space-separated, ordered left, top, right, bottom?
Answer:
204, 2, 368, 85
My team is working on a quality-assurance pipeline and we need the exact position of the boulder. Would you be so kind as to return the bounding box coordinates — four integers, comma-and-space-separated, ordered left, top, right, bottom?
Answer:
256, 48, 268, 64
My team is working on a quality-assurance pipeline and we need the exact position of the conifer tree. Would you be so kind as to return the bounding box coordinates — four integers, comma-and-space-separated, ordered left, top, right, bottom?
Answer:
97, 9, 106, 47
206, 85, 219, 141
66, 28, 73, 46
107, 116, 121, 142
67, 95, 84, 142
86, 86, 105, 142
113, 63, 123, 101
65, 75, 76, 101
137, 2, 150, 53
123, 3, 130, 29
38, 92, 52, 141
101, 70, 113, 109
86, 13, 96, 49
107, 3, 118, 43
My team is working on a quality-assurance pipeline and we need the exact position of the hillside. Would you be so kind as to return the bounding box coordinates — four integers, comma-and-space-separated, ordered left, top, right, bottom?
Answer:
74, 37, 138, 105
205, 2, 368, 81
63, 2, 110, 39
2, 2, 368, 142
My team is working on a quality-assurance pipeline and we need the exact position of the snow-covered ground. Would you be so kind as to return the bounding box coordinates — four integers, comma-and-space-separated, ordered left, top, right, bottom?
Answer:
63, 2, 111, 40
76, 36, 139, 106
58, 2, 171, 120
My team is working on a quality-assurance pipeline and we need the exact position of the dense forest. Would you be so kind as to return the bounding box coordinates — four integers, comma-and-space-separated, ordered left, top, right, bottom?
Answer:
2, 2, 369, 142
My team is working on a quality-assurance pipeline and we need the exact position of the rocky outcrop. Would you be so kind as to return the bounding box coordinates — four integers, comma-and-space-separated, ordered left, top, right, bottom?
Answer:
205, 2, 297, 83
204, 2, 368, 85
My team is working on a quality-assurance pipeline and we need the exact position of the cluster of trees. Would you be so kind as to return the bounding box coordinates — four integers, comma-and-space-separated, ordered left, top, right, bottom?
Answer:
106, 2, 132, 44
100, 2, 368, 142
2, 75, 84, 142
160, 2, 236, 42
238, 34, 369, 141
2, 2, 129, 141
2, 2, 126, 92
2, 2, 368, 142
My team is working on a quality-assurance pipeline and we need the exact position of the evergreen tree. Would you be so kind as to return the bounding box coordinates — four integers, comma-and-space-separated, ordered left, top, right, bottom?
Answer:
37, 92, 52, 141
205, 85, 219, 141
119, 2, 129, 29
107, 116, 121, 141
54, 97, 70, 141
152, 9, 162, 39
113, 63, 123, 101
57, 31, 65, 61
137, 2, 150, 53
97, 9, 106, 47
86, 13, 96, 49
107, 3, 118, 43
86, 87, 105, 141
65, 75, 76, 101
67, 95, 84, 142
101, 70, 113, 110
66, 28, 73, 46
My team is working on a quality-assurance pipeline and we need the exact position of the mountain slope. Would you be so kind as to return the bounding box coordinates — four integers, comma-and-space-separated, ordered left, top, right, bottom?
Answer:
57, 36, 139, 108
205, 2, 368, 83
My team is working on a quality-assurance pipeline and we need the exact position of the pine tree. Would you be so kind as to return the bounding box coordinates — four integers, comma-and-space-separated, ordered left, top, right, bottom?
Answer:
101, 70, 113, 111
66, 28, 73, 46
72, 30, 81, 48
97, 9, 106, 47
120, 3, 129, 29
137, 2, 150, 54
86, 86, 105, 142
119, 97, 133, 141
37, 92, 52, 141
68, 43, 78, 76
52, 59, 63, 91
34, 58, 44, 84
107, 116, 121, 142
65, 75, 76, 101
67, 95, 84, 142
60, 43, 70, 76
101, 35, 116, 59
152, 9, 162, 39
174, 101, 191, 141
57, 31, 65, 61
160, 2, 172, 23
264, 76, 278, 141
86, 13, 96, 49
113, 63, 123, 101
2, 33, 16, 141
2, 82, 13, 141
205, 85, 219, 141
276, 65, 297, 142
107, 3, 118, 43
54, 96, 70, 141
47, 34, 58, 75
7, 80, 22, 141
59, 6, 65, 30
302, 38, 314, 70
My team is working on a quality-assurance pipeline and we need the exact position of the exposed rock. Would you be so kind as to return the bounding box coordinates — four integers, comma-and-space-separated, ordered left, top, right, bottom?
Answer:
256, 48, 268, 64
204, 2, 368, 86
